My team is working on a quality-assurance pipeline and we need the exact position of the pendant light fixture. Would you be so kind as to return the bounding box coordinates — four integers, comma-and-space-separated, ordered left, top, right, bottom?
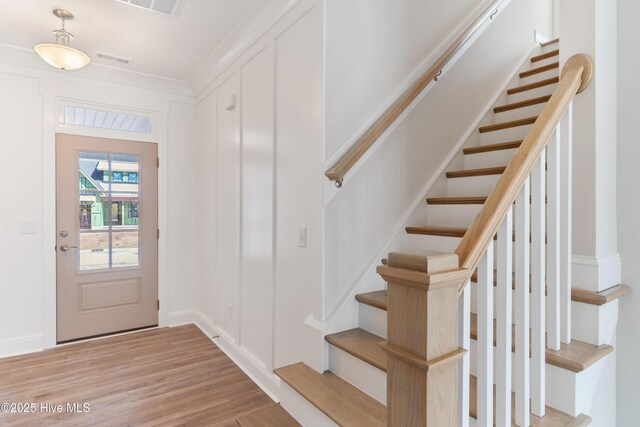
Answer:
34, 9, 91, 71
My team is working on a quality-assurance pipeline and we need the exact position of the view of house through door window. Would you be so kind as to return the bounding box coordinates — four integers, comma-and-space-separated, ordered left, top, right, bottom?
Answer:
78, 151, 140, 270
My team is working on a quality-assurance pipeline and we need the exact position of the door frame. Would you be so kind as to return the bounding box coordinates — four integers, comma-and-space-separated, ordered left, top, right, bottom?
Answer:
42, 92, 170, 350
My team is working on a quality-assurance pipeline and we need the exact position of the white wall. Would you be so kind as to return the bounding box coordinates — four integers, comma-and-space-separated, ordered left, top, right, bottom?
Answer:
167, 102, 198, 318
560, 0, 620, 292
194, 0, 324, 380
325, 0, 480, 158
0, 48, 198, 356
323, 0, 553, 320
0, 73, 44, 354
196, 93, 217, 326
616, 0, 640, 424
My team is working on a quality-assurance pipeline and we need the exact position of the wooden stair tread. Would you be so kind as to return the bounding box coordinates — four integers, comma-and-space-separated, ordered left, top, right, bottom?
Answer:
236, 403, 300, 427
406, 226, 467, 238
427, 196, 487, 205
540, 38, 560, 47
464, 140, 523, 155
469, 313, 613, 372
446, 166, 506, 178
325, 328, 387, 372
469, 376, 591, 426
326, 315, 610, 379
508, 77, 559, 95
531, 49, 559, 63
274, 362, 386, 427
356, 281, 621, 310
479, 116, 538, 133
355, 290, 388, 311
494, 95, 551, 113
571, 284, 631, 306
318, 326, 592, 427
520, 62, 560, 78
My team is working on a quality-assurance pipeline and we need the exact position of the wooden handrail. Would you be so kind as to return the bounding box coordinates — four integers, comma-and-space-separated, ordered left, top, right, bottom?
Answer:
325, 0, 505, 187
455, 54, 593, 273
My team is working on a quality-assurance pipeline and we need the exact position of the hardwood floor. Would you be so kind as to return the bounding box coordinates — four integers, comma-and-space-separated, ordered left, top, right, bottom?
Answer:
0, 325, 274, 426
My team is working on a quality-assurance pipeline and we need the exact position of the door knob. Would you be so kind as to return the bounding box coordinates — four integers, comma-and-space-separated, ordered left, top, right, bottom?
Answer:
59, 245, 78, 252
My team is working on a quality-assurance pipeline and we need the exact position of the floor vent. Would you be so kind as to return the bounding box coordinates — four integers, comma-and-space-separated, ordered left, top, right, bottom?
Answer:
97, 52, 133, 66
114, 0, 182, 17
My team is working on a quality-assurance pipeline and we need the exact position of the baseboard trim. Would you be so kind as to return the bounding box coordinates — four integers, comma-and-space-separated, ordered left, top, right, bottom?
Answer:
0, 334, 44, 359
166, 309, 198, 326
193, 311, 217, 338
572, 254, 622, 292
213, 330, 281, 402
190, 312, 281, 402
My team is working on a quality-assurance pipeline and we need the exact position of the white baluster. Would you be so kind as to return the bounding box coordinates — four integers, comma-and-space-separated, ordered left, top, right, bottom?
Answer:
459, 281, 471, 427
477, 242, 494, 427
546, 129, 561, 351
530, 151, 546, 417
515, 179, 530, 426
560, 104, 573, 344
496, 209, 512, 427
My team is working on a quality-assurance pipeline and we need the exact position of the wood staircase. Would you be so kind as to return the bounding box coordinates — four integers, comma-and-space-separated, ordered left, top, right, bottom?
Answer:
270, 39, 627, 426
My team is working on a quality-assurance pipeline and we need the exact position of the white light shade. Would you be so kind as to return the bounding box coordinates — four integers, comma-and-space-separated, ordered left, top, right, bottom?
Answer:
34, 43, 91, 71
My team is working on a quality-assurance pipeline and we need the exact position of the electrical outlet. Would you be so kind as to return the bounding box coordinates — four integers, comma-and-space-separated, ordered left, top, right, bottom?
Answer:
227, 304, 233, 319
298, 228, 307, 248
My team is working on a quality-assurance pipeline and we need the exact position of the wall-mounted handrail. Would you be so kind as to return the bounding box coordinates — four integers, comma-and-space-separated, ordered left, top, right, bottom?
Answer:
325, 0, 505, 188
455, 53, 593, 273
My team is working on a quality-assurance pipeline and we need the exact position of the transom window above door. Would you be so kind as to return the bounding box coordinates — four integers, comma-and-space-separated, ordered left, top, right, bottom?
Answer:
60, 106, 152, 134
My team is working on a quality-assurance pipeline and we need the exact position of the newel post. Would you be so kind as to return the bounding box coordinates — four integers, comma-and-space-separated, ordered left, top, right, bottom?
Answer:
377, 252, 470, 426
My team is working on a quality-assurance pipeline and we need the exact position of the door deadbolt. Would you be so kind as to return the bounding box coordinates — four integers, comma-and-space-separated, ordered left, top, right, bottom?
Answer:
59, 230, 69, 238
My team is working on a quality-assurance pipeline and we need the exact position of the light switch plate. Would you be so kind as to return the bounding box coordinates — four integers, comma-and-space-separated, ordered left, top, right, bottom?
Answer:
20, 221, 39, 235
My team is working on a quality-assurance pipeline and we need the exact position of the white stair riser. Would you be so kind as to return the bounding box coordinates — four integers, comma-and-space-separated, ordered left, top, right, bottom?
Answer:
480, 124, 532, 145
469, 340, 580, 416
571, 299, 619, 346
280, 382, 339, 426
539, 42, 559, 55
405, 233, 460, 253
358, 304, 387, 339
519, 68, 559, 86
407, 233, 525, 272
508, 83, 557, 104
529, 54, 559, 68
329, 339, 582, 420
447, 174, 501, 197
495, 102, 546, 123
328, 345, 387, 404
427, 204, 483, 228
464, 148, 518, 169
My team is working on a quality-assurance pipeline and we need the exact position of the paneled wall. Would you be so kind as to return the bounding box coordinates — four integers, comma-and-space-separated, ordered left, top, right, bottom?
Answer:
195, 0, 323, 373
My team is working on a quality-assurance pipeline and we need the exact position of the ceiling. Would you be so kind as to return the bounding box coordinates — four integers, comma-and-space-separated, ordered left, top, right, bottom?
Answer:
0, 0, 262, 81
